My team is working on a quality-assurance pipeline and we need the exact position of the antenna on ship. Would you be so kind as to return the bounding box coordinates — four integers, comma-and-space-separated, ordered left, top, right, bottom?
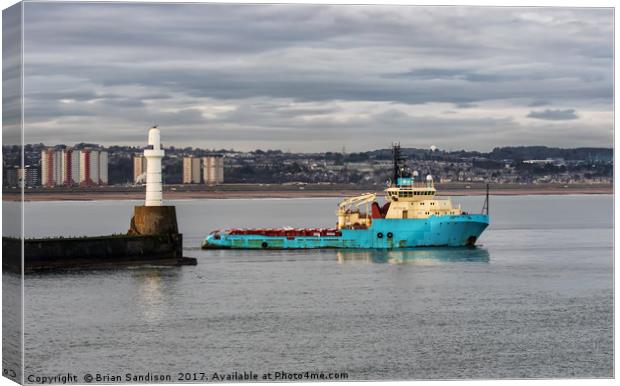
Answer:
481, 183, 490, 216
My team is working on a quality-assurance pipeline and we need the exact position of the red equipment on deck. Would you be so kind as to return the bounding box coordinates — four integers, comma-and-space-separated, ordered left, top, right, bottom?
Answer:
226, 228, 342, 237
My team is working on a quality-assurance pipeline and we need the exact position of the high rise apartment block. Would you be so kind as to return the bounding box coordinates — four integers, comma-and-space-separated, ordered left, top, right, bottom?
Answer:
133, 155, 148, 184
203, 155, 224, 185
183, 156, 202, 184
181, 155, 225, 185
40, 146, 108, 187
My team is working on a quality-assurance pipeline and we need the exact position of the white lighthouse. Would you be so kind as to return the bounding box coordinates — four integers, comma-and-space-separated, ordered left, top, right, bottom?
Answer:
144, 126, 164, 206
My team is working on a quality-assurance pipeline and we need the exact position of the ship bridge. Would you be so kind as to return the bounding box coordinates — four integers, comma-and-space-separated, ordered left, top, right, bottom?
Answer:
383, 175, 462, 219
386, 176, 436, 202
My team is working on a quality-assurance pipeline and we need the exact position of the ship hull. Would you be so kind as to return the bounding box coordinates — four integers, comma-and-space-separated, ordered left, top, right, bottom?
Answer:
202, 214, 489, 250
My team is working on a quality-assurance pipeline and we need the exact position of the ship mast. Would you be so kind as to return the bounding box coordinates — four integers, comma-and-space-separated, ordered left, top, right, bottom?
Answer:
481, 183, 490, 216
392, 142, 407, 185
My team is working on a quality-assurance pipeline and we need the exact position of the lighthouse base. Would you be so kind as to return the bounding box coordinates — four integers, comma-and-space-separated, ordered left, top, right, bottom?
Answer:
128, 206, 179, 236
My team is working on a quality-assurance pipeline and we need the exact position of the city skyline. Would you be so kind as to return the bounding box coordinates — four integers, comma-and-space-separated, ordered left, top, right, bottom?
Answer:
16, 3, 614, 152
9, 140, 614, 154
4, 140, 612, 188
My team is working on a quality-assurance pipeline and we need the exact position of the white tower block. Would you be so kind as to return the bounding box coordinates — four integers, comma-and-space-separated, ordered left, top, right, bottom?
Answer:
144, 127, 165, 206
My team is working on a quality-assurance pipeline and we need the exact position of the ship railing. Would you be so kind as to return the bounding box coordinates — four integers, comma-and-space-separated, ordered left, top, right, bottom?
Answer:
394, 181, 434, 189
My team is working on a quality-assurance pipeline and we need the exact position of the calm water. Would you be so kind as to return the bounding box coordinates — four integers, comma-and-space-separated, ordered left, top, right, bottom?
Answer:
12, 195, 614, 380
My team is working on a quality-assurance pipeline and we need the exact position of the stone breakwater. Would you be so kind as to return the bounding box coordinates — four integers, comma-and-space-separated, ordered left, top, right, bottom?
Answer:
3, 234, 196, 273
1, 204, 196, 273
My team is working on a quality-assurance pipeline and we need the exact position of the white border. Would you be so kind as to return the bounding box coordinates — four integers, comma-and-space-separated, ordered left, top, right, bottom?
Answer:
0, 1, 616, 386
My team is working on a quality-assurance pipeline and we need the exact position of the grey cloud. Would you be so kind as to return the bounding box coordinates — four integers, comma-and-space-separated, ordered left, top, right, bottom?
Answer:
17, 3, 614, 151
455, 103, 478, 109
3, 3, 23, 143
391, 68, 503, 82
528, 99, 551, 107
527, 109, 579, 121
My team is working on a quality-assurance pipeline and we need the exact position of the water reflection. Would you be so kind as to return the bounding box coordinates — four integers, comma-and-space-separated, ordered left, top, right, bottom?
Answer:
132, 269, 178, 323
336, 247, 490, 265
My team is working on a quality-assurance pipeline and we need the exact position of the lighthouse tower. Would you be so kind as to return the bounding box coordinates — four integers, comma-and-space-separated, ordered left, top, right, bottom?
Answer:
128, 126, 178, 236
144, 126, 164, 206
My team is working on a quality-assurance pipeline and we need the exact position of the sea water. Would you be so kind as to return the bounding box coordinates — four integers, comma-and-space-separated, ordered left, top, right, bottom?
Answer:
7, 195, 613, 380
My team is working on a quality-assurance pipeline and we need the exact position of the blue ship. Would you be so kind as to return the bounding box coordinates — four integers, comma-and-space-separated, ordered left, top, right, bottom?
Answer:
202, 144, 489, 250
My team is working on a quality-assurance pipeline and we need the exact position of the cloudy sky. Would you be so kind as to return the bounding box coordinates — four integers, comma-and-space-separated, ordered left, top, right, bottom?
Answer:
21, 3, 613, 152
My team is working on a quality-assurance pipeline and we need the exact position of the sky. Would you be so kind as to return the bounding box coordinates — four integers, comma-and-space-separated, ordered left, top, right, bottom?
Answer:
18, 2, 614, 152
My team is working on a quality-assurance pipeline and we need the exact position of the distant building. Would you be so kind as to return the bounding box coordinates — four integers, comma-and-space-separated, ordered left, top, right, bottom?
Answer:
77, 148, 108, 186
61, 148, 80, 185
133, 155, 147, 184
183, 156, 201, 184
79, 148, 99, 186
4, 165, 40, 188
99, 151, 108, 185
39, 146, 108, 187
41, 147, 62, 187
523, 158, 564, 166
203, 155, 224, 185
21, 165, 40, 187
4, 166, 19, 187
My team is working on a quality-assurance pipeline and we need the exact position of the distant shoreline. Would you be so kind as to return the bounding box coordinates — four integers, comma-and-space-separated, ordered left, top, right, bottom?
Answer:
3, 183, 613, 201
